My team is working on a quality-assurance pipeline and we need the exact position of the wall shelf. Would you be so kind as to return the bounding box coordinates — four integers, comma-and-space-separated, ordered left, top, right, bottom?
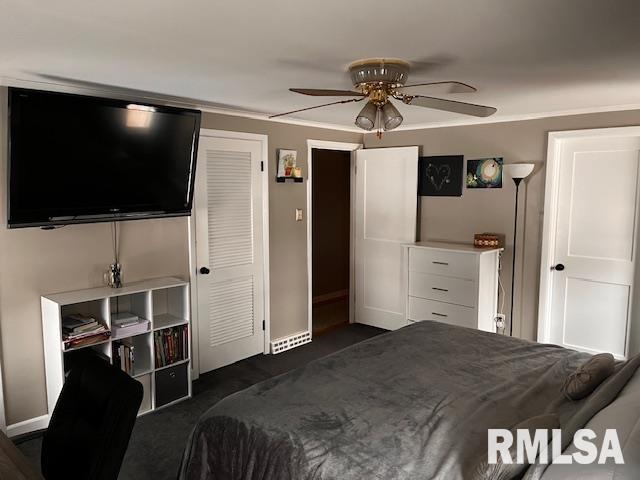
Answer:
276, 176, 303, 183
42, 277, 192, 422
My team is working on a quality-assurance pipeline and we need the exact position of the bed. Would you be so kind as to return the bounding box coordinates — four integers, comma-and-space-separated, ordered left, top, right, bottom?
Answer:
179, 321, 640, 480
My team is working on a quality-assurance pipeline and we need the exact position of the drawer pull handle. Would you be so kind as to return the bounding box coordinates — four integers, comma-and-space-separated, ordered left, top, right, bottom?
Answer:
169, 372, 176, 378
432, 261, 449, 266
432, 287, 449, 292
432, 312, 448, 317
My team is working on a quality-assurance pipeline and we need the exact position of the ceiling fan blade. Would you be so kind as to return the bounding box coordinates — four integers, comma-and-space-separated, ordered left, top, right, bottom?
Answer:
406, 96, 497, 117
290, 88, 364, 97
396, 81, 477, 95
269, 97, 364, 118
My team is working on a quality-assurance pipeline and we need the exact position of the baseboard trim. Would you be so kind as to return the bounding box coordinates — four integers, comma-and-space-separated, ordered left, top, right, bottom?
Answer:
7, 414, 49, 438
312, 289, 349, 305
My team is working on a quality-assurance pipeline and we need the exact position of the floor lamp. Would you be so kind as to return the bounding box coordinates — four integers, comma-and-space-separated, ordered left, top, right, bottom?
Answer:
503, 163, 535, 336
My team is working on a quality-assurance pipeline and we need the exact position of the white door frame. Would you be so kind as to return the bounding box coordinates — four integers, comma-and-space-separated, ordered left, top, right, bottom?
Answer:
537, 125, 640, 345
189, 128, 270, 378
306, 140, 363, 337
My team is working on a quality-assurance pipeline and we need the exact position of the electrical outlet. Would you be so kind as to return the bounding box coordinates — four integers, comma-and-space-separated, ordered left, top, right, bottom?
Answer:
495, 314, 506, 331
295, 208, 303, 222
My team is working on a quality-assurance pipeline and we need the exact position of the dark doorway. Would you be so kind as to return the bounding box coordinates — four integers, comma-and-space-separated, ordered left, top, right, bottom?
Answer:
312, 148, 351, 335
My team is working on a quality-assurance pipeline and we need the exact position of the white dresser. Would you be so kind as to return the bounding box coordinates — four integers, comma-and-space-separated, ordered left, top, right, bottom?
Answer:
403, 242, 503, 332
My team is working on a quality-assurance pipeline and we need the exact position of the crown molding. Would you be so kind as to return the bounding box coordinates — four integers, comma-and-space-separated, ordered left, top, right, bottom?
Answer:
4, 76, 640, 135
382, 102, 640, 133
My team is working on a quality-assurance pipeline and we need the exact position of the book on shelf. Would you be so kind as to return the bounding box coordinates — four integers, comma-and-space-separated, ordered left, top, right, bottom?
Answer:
62, 313, 98, 334
112, 340, 136, 375
112, 318, 150, 339
62, 330, 111, 350
154, 325, 188, 368
112, 312, 140, 328
63, 330, 110, 350
63, 324, 109, 339
64, 321, 99, 334
62, 315, 110, 349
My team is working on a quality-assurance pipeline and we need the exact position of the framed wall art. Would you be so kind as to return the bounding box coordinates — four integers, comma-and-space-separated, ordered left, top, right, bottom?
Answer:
418, 155, 464, 196
276, 149, 302, 182
466, 157, 503, 188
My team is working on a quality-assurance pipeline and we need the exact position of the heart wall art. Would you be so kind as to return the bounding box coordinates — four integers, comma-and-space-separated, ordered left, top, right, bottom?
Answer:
418, 155, 464, 197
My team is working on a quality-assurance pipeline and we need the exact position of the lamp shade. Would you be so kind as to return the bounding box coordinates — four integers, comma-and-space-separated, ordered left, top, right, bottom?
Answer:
504, 163, 535, 180
381, 101, 403, 131
355, 101, 377, 131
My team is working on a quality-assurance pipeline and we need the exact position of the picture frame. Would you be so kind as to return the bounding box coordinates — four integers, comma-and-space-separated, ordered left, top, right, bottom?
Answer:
418, 155, 464, 197
466, 157, 503, 189
277, 149, 297, 178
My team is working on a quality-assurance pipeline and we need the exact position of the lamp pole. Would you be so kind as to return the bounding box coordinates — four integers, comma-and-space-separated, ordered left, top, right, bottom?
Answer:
509, 177, 523, 336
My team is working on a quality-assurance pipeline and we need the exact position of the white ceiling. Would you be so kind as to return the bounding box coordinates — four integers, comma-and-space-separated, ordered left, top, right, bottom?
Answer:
2, 0, 640, 130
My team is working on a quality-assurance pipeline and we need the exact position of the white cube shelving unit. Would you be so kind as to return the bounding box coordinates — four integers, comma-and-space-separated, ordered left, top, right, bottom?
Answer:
41, 277, 191, 422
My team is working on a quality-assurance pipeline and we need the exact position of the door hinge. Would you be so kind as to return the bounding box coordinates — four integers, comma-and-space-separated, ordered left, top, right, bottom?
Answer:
262, 320, 265, 331
260, 161, 264, 172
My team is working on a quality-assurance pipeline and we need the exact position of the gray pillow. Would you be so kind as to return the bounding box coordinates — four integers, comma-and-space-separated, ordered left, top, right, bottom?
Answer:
470, 413, 560, 480
562, 353, 615, 401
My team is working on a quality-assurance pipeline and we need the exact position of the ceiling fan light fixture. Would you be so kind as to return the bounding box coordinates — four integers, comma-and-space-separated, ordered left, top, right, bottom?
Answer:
276, 57, 497, 126
348, 58, 410, 87
382, 101, 403, 131
355, 101, 378, 131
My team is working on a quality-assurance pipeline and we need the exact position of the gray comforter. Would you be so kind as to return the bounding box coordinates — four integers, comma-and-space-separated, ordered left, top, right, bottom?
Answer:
179, 321, 640, 480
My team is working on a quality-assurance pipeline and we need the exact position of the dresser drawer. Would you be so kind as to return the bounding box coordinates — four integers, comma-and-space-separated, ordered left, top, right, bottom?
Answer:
408, 296, 476, 329
408, 248, 477, 280
409, 271, 477, 307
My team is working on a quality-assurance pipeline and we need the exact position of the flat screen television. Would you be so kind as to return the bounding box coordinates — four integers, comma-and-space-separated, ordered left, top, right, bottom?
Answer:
8, 88, 201, 228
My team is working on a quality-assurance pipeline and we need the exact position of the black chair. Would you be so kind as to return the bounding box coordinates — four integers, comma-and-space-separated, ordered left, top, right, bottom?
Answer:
41, 354, 143, 480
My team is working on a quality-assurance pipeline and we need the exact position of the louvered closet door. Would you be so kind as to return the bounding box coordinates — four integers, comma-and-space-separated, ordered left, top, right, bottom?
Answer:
194, 134, 265, 373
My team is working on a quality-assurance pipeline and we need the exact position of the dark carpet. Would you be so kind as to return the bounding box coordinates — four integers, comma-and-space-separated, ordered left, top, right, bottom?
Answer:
15, 323, 383, 479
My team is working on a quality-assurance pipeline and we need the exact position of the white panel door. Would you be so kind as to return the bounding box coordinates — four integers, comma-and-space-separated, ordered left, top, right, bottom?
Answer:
195, 134, 264, 373
354, 147, 418, 330
549, 135, 640, 358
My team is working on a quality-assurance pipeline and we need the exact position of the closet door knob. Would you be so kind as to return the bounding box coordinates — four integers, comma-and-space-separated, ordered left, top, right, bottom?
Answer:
552, 264, 565, 271
199, 267, 210, 275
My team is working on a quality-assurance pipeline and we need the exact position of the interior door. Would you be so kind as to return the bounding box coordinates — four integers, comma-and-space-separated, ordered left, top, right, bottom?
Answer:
354, 147, 418, 330
194, 133, 265, 373
548, 135, 640, 358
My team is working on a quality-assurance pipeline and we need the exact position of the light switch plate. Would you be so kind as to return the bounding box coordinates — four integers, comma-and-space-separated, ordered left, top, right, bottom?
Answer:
295, 208, 303, 222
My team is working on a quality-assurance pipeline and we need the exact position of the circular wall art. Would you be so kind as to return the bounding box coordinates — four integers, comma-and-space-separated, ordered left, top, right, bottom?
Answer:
466, 157, 503, 188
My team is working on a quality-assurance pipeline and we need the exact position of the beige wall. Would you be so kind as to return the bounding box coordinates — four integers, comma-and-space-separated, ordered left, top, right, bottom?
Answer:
0, 87, 361, 425
364, 109, 640, 342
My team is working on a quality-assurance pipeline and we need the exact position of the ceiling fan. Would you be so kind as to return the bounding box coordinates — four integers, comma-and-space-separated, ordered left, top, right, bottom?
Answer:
270, 58, 497, 135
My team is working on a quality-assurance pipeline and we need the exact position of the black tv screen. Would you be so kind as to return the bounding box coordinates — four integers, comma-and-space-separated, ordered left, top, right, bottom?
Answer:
8, 88, 201, 228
